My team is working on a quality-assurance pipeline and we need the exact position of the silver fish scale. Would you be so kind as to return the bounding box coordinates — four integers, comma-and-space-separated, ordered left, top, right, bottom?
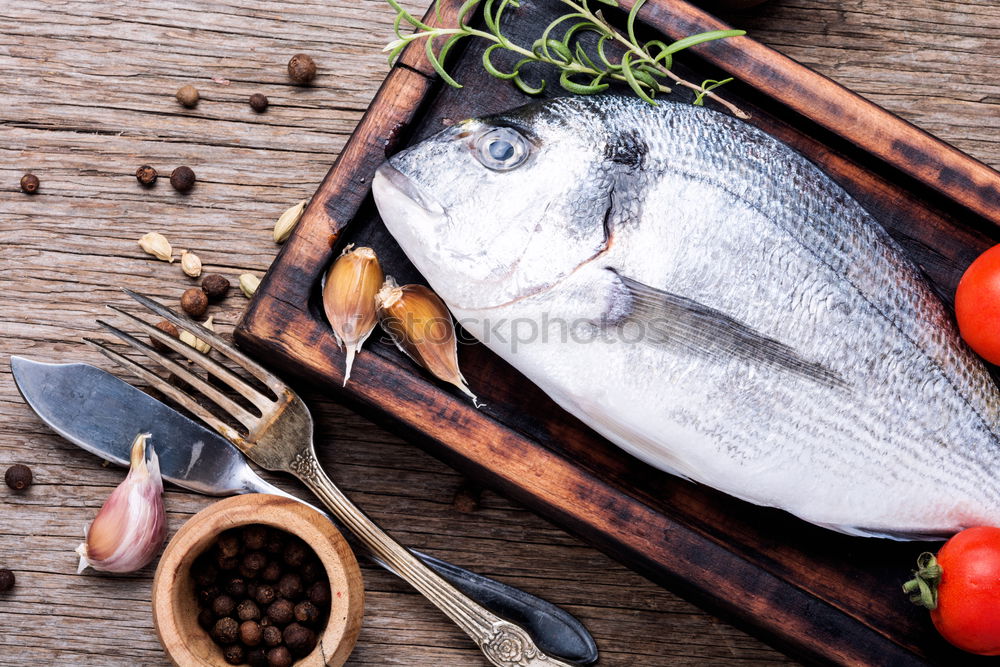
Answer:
375, 95, 1000, 538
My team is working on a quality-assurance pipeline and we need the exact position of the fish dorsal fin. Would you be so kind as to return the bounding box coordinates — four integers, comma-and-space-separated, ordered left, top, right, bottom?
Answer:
613, 272, 846, 389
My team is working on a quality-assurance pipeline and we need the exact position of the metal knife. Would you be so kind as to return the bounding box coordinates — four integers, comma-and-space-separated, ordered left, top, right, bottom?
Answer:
11, 356, 597, 665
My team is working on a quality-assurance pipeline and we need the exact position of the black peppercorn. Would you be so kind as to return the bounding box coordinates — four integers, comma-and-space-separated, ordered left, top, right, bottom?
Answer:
0, 568, 15, 592
262, 624, 282, 648
307, 581, 331, 606
247, 648, 268, 667
170, 166, 196, 193
211, 617, 240, 645
4, 464, 32, 491
276, 573, 302, 599
261, 561, 282, 583
176, 84, 200, 108
255, 583, 276, 606
293, 600, 320, 626
287, 54, 317, 84
283, 622, 317, 657
223, 643, 245, 665
211, 594, 236, 618
239, 619, 263, 646
180, 287, 208, 318
19, 173, 39, 194
225, 576, 246, 598
249, 93, 269, 113
135, 165, 158, 186
237, 598, 261, 622
267, 598, 295, 626
197, 607, 215, 631
201, 273, 230, 302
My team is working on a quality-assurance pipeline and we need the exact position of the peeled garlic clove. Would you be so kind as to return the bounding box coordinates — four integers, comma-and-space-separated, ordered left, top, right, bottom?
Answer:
322, 245, 384, 385
239, 273, 261, 298
179, 315, 213, 354
138, 232, 173, 262
376, 276, 478, 405
76, 433, 166, 574
180, 249, 202, 277
274, 200, 307, 243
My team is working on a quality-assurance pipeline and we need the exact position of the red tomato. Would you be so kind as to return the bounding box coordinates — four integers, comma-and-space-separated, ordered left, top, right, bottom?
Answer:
930, 526, 1000, 655
956, 245, 1000, 365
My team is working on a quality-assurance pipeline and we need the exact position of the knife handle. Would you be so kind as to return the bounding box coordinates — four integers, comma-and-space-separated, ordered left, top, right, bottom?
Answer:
241, 479, 597, 665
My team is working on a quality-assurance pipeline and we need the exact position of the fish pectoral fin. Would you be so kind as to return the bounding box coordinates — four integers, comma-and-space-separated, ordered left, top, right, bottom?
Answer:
612, 272, 846, 389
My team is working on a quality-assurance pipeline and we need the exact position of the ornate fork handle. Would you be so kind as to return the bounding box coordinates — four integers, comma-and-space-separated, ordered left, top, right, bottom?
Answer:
289, 451, 571, 667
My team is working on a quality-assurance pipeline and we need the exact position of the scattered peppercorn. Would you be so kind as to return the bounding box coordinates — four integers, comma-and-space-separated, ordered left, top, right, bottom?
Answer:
19, 173, 39, 194
201, 273, 230, 302
267, 646, 293, 667
249, 93, 269, 113
180, 287, 209, 318
176, 84, 200, 108
135, 165, 158, 187
0, 568, 15, 592
287, 54, 317, 84
5, 464, 32, 491
150, 319, 180, 353
223, 643, 245, 665
170, 166, 196, 193
212, 616, 240, 645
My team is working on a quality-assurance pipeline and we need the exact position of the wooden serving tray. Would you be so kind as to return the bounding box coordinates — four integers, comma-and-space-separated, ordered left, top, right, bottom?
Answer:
236, 0, 1000, 663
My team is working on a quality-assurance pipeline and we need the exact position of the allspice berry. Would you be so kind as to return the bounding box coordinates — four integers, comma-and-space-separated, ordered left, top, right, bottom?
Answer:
283, 623, 317, 656
287, 54, 316, 84
19, 173, 40, 194
276, 573, 302, 599
5, 464, 32, 491
212, 594, 236, 618
212, 617, 240, 644
293, 601, 319, 625
176, 84, 200, 108
0, 568, 15, 592
223, 643, 245, 665
240, 620, 263, 647
201, 273, 230, 302
307, 581, 331, 606
267, 646, 293, 667
135, 165, 158, 186
255, 583, 276, 605
262, 624, 282, 647
267, 598, 295, 626
170, 166, 196, 193
237, 599, 261, 622
180, 287, 209, 318
150, 319, 180, 353
249, 93, 269, 113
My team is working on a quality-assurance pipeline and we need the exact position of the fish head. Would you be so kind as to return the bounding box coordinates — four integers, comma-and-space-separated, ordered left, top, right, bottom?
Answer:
373, 97, 620, 311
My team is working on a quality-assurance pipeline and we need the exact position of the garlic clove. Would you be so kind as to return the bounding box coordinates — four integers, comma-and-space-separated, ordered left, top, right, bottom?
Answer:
322, 245, 384, 385
76, 433, 166, 574
375, 276, 478, 405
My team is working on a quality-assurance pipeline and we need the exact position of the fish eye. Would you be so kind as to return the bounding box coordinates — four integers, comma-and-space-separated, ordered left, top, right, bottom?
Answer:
475, 127, 530, 171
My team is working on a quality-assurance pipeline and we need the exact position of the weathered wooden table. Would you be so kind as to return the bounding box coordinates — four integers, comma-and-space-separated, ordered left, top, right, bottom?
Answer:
1, 1, 997, 665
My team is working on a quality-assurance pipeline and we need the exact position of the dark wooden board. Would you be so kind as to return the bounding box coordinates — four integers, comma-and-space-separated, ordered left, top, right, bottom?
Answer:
236, 0, 1000, 663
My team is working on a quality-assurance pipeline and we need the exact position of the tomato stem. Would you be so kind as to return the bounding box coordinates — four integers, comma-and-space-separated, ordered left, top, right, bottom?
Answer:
903, 552, 942, 610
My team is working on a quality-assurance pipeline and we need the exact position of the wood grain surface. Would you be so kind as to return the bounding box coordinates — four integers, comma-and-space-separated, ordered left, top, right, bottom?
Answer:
0, 1, 997, 665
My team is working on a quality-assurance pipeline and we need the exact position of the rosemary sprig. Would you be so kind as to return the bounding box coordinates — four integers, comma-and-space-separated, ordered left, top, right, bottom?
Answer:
384, 0, 748, 119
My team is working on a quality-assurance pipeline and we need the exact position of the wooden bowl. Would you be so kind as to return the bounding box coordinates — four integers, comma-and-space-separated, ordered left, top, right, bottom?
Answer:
152, 495, 364, 666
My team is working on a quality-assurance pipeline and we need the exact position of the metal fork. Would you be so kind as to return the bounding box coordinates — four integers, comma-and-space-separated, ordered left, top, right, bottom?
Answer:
86, 289, 572, 667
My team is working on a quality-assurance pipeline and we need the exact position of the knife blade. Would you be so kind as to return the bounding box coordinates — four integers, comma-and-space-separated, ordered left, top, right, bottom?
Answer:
11, 356, 597, 665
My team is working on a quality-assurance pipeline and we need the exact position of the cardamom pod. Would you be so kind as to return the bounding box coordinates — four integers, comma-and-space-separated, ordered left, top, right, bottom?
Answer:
239, 274, 260, 298
179, 316, 213, 354
138, 232, 173, 262
376, 276, 478, 405
322, 245, 383, 384
273, 200, 307, 243
180, 250, 202, 278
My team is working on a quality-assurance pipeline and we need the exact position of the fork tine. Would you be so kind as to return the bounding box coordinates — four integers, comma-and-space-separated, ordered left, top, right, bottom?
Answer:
83, 337, 244, 443
107, 304, 274, 413
95, 318, 261, 430
122, 289, 285, 393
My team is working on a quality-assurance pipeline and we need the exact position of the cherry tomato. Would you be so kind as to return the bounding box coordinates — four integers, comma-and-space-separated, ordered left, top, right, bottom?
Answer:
924, 526, 1000, 655
956, 245, 1000, 365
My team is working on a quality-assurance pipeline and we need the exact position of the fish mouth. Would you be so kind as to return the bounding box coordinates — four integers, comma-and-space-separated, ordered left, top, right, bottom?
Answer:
373, 162, 445, 216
